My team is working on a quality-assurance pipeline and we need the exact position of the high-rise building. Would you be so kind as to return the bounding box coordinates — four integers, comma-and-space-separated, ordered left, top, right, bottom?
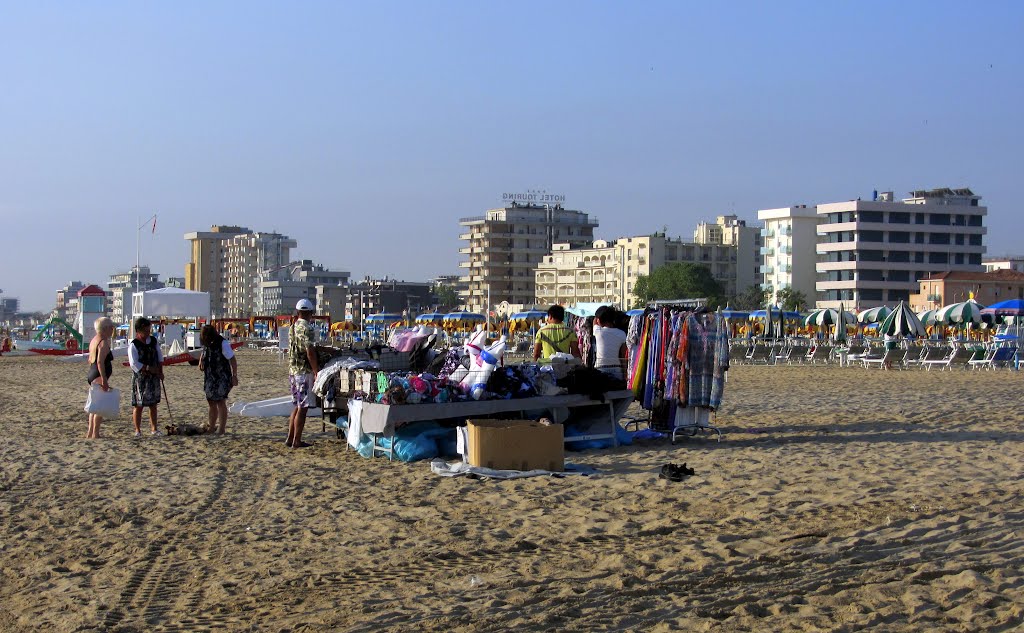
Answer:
224, 232, 298, 318
53, 281, 87, 321
815, 188, 987, 310
459, 203, 597, 312
108, 265, 164, 324
693, 215, 763, 295
756, 205, 821, 306
184, 226, 250, 317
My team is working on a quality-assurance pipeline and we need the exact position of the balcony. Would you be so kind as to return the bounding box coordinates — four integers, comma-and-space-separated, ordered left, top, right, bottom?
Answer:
760, 229, 775, 238
779, 245, 792, 255
760, 247, 775, 257
926, 294, 942, 302
760, 265, 775, 275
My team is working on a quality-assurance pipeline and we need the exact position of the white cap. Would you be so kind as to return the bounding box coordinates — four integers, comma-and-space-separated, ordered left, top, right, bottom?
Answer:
295, 299, 314, 312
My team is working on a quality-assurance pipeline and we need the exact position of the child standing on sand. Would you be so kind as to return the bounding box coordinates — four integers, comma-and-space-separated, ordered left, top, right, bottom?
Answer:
128, 317, 164, 437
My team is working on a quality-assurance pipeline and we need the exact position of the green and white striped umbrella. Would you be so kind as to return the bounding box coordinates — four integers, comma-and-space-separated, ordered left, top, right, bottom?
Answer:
936, 299, 985, 325
917, 309, 940, 326
878, 300, 927, 337
804, 308, 856, 327
857, 305, 892, 324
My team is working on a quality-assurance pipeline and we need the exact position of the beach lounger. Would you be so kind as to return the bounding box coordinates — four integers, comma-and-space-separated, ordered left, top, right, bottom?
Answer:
774, 345, 794, 364
746, 344, 772, 364
924, 347, 974, 371
862, 349, 895, 369
972, 346, 1017, 370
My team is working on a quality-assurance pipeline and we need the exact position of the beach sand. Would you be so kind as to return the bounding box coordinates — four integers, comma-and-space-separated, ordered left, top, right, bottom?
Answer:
1, 350, 1022, 631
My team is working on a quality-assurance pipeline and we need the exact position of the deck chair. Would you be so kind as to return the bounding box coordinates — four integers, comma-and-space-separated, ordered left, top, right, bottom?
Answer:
810, 345, 833, 364
746, 344, 771, 364
862, 349, 895, 369
774, 344, 794, 364
912, 346, 947, 368
991, 346, 1018, 369
968, 347, 997, 370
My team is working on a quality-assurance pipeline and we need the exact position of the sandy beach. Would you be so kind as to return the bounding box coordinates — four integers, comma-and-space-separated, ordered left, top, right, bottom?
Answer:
1, 349, 1022, 631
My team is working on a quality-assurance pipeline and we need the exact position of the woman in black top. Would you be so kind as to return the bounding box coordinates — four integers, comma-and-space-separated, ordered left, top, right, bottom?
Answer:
198, 325, 238, 435
86, 317, 116, 439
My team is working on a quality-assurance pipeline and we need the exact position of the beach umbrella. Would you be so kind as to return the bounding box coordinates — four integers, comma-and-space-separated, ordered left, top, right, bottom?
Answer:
981, 299, 1024, 318
917, 309, 940, 326
878, 300, 927, 338
720, 307, 749, 320
442, 311, 486, 324
857, 305, 892, 324
415, 312, 447, 325
936, 299, 985, 326
509, 310, 547, 321
804, 308, 855, 327
836, 302, 848, 344
626, 308, 645, 317
365, 313, 403, 323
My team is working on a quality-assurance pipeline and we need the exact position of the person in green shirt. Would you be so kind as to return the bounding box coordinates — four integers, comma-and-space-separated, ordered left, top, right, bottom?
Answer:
533, 305, 581, 362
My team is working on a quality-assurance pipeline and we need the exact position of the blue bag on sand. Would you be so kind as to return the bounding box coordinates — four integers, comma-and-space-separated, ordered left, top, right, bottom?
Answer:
564, 423, 633, 451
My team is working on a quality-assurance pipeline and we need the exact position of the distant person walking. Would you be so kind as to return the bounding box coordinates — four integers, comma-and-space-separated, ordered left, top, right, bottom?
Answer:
198, 324, 238, 435
286, 299, 319, 448
86, 317, 116, 439
533, 305, 581, 362
129, 317, 164, 437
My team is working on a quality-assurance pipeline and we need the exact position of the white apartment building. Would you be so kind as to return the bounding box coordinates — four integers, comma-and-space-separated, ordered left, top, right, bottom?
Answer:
107, 266, 164, 324
458, 203, 597, 312
535, 231, 743, 308
756, 205, 820, 306
816, 188, 987, 310
984, 257, 1024, 273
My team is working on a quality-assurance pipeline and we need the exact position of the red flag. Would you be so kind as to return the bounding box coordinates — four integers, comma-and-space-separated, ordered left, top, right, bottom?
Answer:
152, 216, 157, 234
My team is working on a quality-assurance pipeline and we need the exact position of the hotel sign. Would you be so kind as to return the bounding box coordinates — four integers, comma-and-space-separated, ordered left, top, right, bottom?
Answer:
502, 190, 566, 206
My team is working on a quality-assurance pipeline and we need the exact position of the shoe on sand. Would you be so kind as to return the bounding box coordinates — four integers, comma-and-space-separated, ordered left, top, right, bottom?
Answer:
133, 431, 142, 438
151, 430, 163, 437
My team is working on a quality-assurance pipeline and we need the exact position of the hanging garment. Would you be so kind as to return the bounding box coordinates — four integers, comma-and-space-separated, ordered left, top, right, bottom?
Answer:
685, 313, 730, 409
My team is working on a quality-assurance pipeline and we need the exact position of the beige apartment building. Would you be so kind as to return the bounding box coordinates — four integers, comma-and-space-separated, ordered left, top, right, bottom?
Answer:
535, 228, 745, 308
458, 203, 597, 312
693, 215, 762, 294
184, 226, 250, 317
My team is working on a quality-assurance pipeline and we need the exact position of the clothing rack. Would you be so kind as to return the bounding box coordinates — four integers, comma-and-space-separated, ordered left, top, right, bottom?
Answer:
626, 306, 729, 442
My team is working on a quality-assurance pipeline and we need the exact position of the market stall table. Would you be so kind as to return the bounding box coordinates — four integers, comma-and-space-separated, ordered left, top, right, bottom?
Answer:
345, 390, 634, 460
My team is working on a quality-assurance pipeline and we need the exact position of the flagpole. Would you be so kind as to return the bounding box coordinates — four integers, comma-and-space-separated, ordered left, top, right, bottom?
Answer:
135, 214, 158, 324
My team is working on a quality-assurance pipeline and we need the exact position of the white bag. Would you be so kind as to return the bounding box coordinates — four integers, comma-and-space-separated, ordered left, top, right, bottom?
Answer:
84, 385, 121, 419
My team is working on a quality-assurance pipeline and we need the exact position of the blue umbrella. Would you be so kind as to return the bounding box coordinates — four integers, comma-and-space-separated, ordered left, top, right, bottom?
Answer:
626, 308, 645, 317
721, 308, 749, 320
510, 310, 548, 321
982, 299, 1024, 317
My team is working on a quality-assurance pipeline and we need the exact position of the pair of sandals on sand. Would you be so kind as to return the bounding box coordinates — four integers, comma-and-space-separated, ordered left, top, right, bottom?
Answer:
659, 462, 695, 482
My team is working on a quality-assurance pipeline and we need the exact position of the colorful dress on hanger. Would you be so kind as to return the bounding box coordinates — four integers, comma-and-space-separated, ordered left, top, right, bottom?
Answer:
685, 312, 730, 409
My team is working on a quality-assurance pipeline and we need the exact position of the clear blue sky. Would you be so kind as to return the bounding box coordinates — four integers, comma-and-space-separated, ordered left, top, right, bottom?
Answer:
2, 1, 1022, 311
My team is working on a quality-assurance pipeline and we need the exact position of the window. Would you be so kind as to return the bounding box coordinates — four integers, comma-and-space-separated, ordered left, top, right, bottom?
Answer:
930, 233, 950, 245
889, 231, 910, 244
860, 230, 884, 242
859, 211, 883, 223
955, 253, 964, 265
969, 234, 982, 246
889, 271, 910, 282
915, 252, 925, 263
915, 232, 925, 244
955, 234, 964, 245
929, 252, 949, 264
861, 289, 884, 301
915, 213, 925, 224
968, 215, 983, 227
889, 251, 910, 263
860, 250, 884, 262
929, 213, 951, 226
889, 212, 911, 224
969, 254, 982, 266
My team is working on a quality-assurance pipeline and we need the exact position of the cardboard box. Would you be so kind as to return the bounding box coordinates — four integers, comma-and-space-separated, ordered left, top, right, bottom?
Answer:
467, 420, 564, 472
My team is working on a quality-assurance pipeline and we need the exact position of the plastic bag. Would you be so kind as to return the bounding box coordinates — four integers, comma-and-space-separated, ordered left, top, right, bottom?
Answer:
84, 385, 121, 419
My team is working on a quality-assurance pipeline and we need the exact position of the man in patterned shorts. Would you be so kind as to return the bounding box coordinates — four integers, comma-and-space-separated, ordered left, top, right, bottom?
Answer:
286, 299, 320, 448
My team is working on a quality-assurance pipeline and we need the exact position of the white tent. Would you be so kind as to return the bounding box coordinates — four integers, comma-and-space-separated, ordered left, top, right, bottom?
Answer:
132, 287, 211, 319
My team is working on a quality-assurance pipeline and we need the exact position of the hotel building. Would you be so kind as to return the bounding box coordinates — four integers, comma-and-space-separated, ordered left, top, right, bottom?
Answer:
458, 204, 597, 312
184, 225, 250, 318
815, 188, 987, 310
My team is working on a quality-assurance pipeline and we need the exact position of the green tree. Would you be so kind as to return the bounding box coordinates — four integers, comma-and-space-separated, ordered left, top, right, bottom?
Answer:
775, 287, 808, 312
433, 284, 459, 308
731, 284, 770, 310
632, 263, 725, 308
